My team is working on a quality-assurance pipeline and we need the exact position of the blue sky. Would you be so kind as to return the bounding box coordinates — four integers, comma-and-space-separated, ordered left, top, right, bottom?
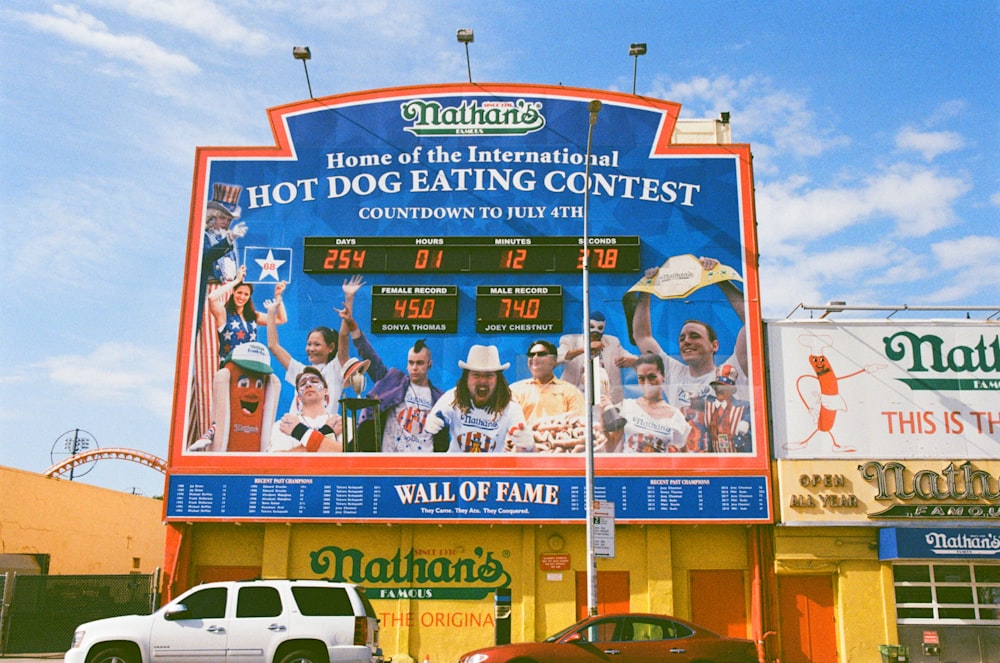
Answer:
1, 1, 997, 496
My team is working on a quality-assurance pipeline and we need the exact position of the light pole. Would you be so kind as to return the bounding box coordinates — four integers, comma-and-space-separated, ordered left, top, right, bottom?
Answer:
629, 43, 647, 95
582, 98, 602, 616
457, 29, 474, 83
292, 46, 314, 99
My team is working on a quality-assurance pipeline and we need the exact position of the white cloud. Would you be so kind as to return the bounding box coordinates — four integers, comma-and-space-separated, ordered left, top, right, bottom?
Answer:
931, 234, 1000, 269
5, 177, 139, 294
865, 166, 971, 236
88, 0, 269, 51
895, 126, 965, 160
756, 164, 970, 247
647, 74, 850, 168
37, 341, 174, 418
924, 99, 967, 125
758, 240, 913, 317
10, 4, 199, 78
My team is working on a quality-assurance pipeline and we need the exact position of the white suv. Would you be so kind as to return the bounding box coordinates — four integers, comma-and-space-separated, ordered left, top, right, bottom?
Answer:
65, 579, 381, 663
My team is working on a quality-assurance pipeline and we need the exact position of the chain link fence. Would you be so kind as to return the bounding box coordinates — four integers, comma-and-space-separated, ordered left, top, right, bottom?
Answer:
0, 571, 159, 655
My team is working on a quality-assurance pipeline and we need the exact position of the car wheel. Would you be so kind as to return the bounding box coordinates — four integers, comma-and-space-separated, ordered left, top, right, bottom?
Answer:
89, 646, 137, 663
277, 648, 326, 663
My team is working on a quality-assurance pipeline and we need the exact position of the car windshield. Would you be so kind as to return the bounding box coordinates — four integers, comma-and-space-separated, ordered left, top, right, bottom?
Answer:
543, 619, 586, 642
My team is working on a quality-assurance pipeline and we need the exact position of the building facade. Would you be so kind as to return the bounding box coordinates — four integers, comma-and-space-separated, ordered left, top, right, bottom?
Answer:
162, 83, 775, 662
769, 319, 1000, 663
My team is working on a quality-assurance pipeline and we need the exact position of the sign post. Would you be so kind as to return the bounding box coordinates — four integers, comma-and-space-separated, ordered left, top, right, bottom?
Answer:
593, 500, 616, 558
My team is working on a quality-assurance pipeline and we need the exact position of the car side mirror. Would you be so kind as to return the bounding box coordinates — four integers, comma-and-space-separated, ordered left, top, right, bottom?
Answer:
563, 632, 584, 643
164, 604, 190, 621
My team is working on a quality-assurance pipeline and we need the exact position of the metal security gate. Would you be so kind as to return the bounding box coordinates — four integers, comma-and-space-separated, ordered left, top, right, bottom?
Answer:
0, 571, 159, 655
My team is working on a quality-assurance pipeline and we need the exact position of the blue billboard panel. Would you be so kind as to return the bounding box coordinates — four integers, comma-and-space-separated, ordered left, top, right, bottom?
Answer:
166, 473, 770, 523
169, 83, 769, 523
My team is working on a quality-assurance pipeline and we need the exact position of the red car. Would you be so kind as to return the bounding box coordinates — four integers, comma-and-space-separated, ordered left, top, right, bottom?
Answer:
458, 613, 757, 663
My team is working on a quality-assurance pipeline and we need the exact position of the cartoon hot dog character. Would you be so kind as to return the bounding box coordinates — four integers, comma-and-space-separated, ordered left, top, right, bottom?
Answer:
191, 341, 281, 452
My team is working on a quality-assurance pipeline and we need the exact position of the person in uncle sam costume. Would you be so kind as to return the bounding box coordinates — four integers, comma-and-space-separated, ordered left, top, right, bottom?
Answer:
190, 342, 281, 453
191, 183, 252, 447
704, 363, 752, 453
202, 183, 248, 284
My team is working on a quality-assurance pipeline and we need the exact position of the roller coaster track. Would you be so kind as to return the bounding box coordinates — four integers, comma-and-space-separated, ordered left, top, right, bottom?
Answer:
43, 447, 167, 477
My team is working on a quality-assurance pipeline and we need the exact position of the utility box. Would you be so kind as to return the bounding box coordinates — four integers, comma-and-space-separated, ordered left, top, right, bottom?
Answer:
879, 644, 909, 663
494, 588, 511, 645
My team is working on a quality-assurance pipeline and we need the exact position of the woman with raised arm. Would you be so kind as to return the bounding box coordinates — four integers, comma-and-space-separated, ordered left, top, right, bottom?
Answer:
208, 264, 286, 360
265, 277, 360, 414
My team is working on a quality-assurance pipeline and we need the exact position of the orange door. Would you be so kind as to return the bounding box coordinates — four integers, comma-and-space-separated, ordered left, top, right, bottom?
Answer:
576, 570, 630, 618
777, 575, 837, 663
690, 569, 748, 638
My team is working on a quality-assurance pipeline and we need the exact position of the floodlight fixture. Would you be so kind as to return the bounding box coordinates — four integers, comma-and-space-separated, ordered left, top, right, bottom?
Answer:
629, 43, 647, 95
292, 46, 314, 99
457, 28, 474, 82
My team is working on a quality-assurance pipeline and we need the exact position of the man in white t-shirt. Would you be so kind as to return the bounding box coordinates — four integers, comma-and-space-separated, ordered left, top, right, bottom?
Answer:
425, 345, 532, 453
631, 258, 748, 413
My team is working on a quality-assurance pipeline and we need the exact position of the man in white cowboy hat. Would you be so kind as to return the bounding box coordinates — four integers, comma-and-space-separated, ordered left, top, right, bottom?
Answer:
425, 345, 532, 453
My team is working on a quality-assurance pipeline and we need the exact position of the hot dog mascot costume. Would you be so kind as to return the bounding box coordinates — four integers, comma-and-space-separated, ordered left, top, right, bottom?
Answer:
207, 341, 281, 452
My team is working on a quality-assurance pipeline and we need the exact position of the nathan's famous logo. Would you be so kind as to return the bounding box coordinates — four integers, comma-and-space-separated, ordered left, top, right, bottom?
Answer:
924, 530, 1000, 554
883, 331, 1000, 391
310, 545, 511, 588
401, 99, 545, 136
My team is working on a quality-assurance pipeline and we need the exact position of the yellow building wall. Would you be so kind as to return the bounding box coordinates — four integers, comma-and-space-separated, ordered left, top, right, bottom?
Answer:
0, 465, 165, 574
183, 520, 751, 663
774, 526, 897, 663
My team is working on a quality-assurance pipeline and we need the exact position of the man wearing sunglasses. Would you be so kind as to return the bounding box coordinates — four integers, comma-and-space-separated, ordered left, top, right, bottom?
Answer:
512, 340, 585, 425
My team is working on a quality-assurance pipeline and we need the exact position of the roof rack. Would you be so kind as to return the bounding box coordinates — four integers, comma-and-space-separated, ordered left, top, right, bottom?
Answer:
785, 303, 1000, 320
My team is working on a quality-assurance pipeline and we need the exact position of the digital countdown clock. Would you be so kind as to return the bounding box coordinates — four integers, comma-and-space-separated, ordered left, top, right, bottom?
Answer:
371, 285, 458, 334
476, 285, 562, 333
303, 236, 640, 274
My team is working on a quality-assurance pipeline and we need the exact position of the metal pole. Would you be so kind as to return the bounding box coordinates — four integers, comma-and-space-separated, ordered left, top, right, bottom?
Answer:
301, 60, 314, 99
69, 428, 80, 481
583, 99, 602, 616
632, 56, 638, 95
464, 43, 473, 83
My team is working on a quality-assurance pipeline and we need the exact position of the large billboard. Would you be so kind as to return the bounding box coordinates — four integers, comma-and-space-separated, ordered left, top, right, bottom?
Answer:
768, 320, 1000, 459
165, 83, 769, 523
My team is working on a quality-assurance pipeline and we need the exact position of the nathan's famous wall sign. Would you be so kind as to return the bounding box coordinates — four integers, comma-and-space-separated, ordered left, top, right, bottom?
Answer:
310, 544, 510, 600
779, 459, 1000, 524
